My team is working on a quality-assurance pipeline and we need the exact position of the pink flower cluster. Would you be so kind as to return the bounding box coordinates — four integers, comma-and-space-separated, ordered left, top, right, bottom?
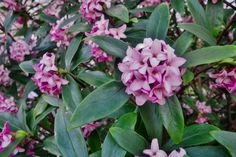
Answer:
0, 65, 11, 86
118, 38, 186, 106
79, 0, 112, 23
85, 16, 127, 62
2, 0, 21, 11
0, 122, 25, 156
9, 39, 31, 62
137, 138, 186, 157
209, 68, 236, 95
44, 0, 64, 17
32, 53, 68, 96
140, 0, 169, 7
195, 101, 212, 124
82, 122, 102, 138
0, 93, 18, 114
49, 18, 75, 47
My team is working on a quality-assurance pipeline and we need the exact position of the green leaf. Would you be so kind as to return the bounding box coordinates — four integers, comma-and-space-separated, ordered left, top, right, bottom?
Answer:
171, 0, 185, 14
23, 80, 37, 98
19, 60, 37, 73
0, 130, 28, 157
146, 4, 170, 40
62, 75, 82, 111
33, 97, 48, 118
71, 45, 92, 70
78, 70, 112, 87
38, 13, 57, 23
90, 151, 101, 157
32, 107, 55, 129
44, 136, 62, 156
106, 5, 129, 23
183, 70, 194, 86
211, 131, 236, 157
65, 35, 83, 70
179, 23, 216, 46
206, 1, 224, 36
173, 32, 193, 56
55, 110, 88, 157
109, 127, 149, 155
69, 22, 91, 33
70, 81, 130, 128
164, 124, 220, 150
42, 94, 63, 107
3, 11, 18, 32
186, 0, 208, 27
159, 96, 184, 144
102, 113, 137, 157
0, 112, 23, 131
139, 102, 163, 141
183, 45, 236, 67
85, 36, 128, 58
186, 146, 230, 157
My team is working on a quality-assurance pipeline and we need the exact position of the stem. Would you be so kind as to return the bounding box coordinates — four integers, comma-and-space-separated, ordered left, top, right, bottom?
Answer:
0, 23, 16, 41
223, 0, 236, 10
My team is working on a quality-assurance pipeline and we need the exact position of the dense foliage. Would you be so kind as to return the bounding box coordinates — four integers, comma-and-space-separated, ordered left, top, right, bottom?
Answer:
0, 0, 236, 157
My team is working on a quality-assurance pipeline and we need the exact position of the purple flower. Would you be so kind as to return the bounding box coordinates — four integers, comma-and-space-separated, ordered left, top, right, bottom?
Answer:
209, 68, 236, 95
118, 38, 186, 106
0, 65, 11, 86
9, 40, 31, 62
82, 122, 102, 138
0, 93, 18, 114
32, 53, 68, 96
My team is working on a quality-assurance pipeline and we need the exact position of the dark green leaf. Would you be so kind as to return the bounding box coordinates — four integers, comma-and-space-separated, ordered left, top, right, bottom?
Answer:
164, 124, 220, 150
183, 70, 194, 86
55, 110, 88, 157
186, 146, 230, 157
85, 36, 128, 58
173, 32, 193, 56
69, 22, 91, 33
106, 5, 129, 23
179, 23, 216, 46
159, 96, 184, 144
171, 0, 185, 14
211, 131, 236, 157
183, 45, 236, 67
42, 94, 63, 107
3, 11, 18, 32
110, 127, 149, 155
0, 112, 22, 131
139, 102, 163, 141
62, 75, 82, 111
70, 81, 130, 128
19, 60, 37, 73
186, 0, 208, 27
23, 80, 37, 98
78, 70, 112, 87
146, 4, 170, 40
44, 136, 62, 156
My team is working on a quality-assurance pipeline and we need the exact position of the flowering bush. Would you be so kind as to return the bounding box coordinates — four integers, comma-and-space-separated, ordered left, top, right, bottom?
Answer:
0, 0, 236, 157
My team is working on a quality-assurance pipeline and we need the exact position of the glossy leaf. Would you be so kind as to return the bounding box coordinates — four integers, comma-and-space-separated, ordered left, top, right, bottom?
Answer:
173, 32, 193, 56
65, 35, 83, 70
186, 146, 230, 157
170, 0, 185, 14
139, 102, 163, 141
211, 131, 236, 157
159, 96, 184, 144
179, 23, 216, 46
42, 94, 63, 107
110, 127, 149, 155
146, 4, 170, 40
62, 75, 82, 111
106, 5, 129, 23
19, 60, 37, 74
85, 36, 128, 58
184, 45, 236, 67
55, 110, 88, 157
70, 81, 130, 128
44, 136, 62, 156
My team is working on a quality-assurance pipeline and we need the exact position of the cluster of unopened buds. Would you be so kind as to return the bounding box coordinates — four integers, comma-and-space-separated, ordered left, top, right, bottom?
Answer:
82, 122, 102, 138
136, 138, 186, 157
85, 16, 127, 62
118, 38, 186, 105
32, 53, 68, 96
209, 67, 236, 95
0, 65, 11, 86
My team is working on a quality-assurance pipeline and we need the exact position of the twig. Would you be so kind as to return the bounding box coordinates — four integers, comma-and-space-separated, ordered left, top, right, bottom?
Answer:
217, 13, 236, 44
0, 23, 16, 41
223, 0, 236, 10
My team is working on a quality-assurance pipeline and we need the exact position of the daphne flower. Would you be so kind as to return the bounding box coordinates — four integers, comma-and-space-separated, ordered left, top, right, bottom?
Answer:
85, 16, 127, 62
44, 0, 64, 17
0, 93, 18, 114
209, 68, 236, 94
82, 122, 102, 138
79, 0, 112, 23
196, 101, 212, 114
0, 122, 13, 152
195, 117, 209, 124
10, 40, 31, 62
118, 38, 186, 106
142, 138, 186, 157
2, 0, 21, 11
0, 65, 11, 86
32, 53, 68, 96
